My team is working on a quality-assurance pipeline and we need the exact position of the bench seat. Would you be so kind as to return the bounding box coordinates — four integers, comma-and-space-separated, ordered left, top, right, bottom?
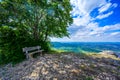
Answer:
23, 46, 43, 59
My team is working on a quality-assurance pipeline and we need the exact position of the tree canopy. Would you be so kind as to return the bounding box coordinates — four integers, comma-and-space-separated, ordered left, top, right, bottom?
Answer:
0, 0, 73, 64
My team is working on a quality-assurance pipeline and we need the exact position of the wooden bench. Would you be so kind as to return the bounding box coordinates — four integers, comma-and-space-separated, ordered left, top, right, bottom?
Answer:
22, 46, 43, 59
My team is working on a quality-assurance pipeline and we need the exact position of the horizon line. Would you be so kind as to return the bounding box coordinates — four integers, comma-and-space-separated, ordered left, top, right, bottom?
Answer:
51, 41, 120, 43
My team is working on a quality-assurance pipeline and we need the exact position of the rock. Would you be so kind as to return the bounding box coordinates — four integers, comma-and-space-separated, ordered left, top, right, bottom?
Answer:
114, 52, 120, 58
99, 50, 120, 58
58, 70, 66, 74
60, 54, 72, 59
112, 60, 120, 66
118, 55, 120, 58
53, 78, 58, 80
100, 50, 115, 55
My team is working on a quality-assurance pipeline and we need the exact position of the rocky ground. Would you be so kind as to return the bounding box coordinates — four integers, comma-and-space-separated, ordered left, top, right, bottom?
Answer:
0, 52, 120, 80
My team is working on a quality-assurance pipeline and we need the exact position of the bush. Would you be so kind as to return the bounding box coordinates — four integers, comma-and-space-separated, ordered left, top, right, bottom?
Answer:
0, 26, 51, 64
0, 26, 28, 64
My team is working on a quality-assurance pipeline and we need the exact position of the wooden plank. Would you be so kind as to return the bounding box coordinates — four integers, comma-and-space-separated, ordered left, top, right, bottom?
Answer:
27, 50, 43, 59
23, 46, 41, 52
29, 50, 43, 55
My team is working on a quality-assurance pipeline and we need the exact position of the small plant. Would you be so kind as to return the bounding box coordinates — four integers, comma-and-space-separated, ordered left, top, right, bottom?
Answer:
84, 76, 93, 80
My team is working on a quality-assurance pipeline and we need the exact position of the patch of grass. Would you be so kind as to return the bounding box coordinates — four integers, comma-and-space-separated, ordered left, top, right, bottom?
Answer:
50, 48, 66, 53
84, 76, 93, 80
118, 66, 120, 70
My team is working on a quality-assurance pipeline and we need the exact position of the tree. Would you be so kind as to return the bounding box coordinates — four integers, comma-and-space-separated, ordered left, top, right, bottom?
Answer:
0, 0, 73, 64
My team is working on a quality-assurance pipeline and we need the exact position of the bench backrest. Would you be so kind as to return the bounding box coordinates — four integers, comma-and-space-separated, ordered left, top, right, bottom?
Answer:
23, 46, 41, 53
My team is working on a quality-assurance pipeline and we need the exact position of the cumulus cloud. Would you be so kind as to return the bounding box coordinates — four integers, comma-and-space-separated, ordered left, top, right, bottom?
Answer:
70, 0, 106, 14
71, 23, 120, 42
73, 14, 90, 26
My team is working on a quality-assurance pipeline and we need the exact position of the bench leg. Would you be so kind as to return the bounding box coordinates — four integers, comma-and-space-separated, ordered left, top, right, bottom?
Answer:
29, 54, 34, 59
40, 52, 43, 56
26, 54, 29, 59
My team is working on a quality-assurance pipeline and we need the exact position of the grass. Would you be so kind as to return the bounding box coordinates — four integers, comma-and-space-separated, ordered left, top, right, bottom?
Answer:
50, 48, 68, 53
87, 53, 120, 60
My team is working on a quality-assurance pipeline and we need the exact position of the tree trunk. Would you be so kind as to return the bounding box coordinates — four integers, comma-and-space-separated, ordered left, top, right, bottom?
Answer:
44, 28, 48, 42
33, 25, 39, 41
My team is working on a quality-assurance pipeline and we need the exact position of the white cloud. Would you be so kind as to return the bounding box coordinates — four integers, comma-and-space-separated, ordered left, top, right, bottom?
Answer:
112, 3, 118, 8
98, 3, 118, 13
98, 3, 112, 13
50, 37, 71, 42
102, 24, 120, 31
96, 2, 118, 19
111, 32, 120, 36
96, 11, 113, 19
70, 0, 106, 15
73, 14, 90, 26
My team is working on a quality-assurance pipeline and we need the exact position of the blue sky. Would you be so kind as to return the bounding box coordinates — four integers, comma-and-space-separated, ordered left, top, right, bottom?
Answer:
53, 0, 120, 42
51, 0, 120, 42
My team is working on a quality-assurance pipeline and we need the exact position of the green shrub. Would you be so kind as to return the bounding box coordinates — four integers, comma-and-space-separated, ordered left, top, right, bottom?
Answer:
0, 26, 27, 64
0, 26, 51, 64
0, 26, 50, 64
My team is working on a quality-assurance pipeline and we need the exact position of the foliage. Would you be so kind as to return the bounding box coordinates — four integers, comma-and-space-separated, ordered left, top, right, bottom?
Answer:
0, 0, 73, 64
0, 26, 29, 64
